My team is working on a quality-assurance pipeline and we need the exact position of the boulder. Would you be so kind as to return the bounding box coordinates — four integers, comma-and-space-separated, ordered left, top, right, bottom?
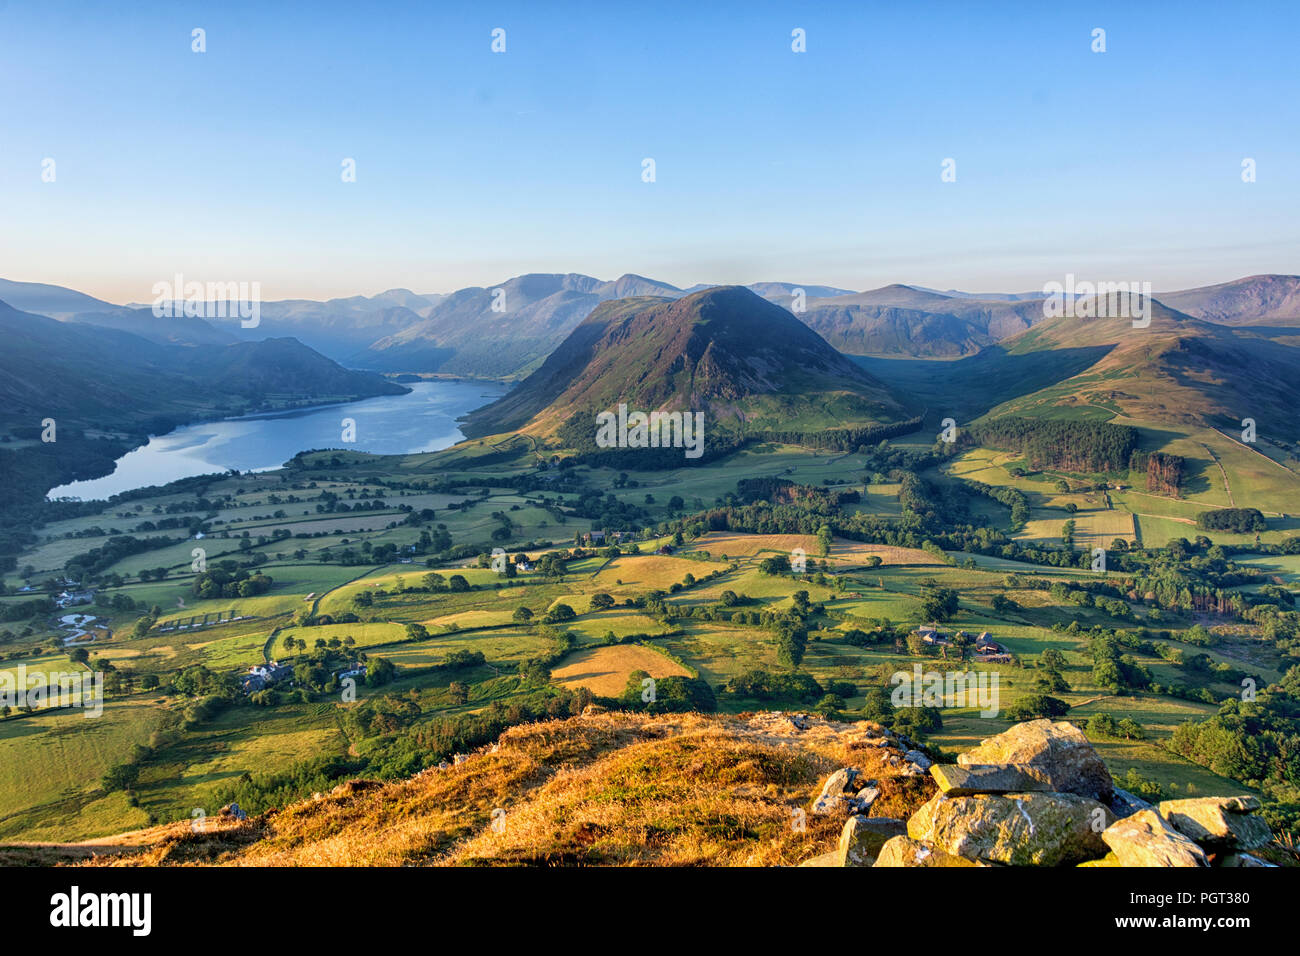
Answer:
1108, 787, 1154, 819
837, 816, 908, 866
811, 768, 858, 815
1078, 852, 1122, 867
1157, 797, 1272, 850
957, 719, 1113, 801
873, 835, 982, 867
797, 851, 840, 867
930, 763, 1051, 795
903, 750, 933, 770
1102, 810, 1208, 867
1219, 852, 1277, 868
908, 791, 1112, 866
848, 787, 880, 815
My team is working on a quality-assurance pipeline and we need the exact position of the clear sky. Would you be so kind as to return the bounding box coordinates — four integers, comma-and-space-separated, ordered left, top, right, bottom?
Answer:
2, 0, 1297, 303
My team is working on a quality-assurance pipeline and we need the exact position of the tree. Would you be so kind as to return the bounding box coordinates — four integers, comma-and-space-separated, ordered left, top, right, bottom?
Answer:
102, 762, 140, 792
1004, 694, 1069, 721
775, 622, 808, 668
892, 706, 942, 737
590, 592, 615, 610
366, 657, 396, 686
813, 693, 845, 720
405, 623, 430, 642
1116, 717, 1146, 740
918, 580, 959, 622
512, 606, 533, 623
545, 603, 576, 623
1092, 658, 1123, 693
1040, 648, 1067, 671
1086, 712, 1119, 738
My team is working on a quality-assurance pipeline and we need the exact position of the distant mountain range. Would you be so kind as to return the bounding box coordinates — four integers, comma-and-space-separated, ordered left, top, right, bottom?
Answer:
7, 273, 1300, 381
0, 300, 405, 442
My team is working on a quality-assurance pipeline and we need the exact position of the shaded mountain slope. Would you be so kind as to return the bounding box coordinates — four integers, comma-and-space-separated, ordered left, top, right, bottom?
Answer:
461, 286, 907, 440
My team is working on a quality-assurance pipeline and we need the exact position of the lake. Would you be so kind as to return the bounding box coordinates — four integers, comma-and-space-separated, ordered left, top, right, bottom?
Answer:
47, 379, 508, 500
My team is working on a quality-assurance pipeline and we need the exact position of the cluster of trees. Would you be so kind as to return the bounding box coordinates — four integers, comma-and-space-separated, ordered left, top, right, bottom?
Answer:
619, 670, 717, 713
1197, 508, 1267, 533
968, 417, 1139, 473
1090, 633, 1153, 693
66, 534, 175, 579
192, 562, 273, 600
858, 686, 944, 738
1166, 666, 1300, 831
1085, 711, 1146, 740
967, 480, 1030, 531
1004, 694, 1070, 721
1133, 450, 1185, 496
722, 668, 825, 703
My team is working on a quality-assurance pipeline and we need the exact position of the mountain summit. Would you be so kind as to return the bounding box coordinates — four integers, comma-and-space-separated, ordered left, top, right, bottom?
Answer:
461, 285, 907, 440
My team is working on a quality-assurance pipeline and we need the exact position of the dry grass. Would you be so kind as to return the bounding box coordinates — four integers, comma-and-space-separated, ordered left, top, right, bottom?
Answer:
694, 532, 944, 568
11, 712, 934, 867
551, 645, 692, 697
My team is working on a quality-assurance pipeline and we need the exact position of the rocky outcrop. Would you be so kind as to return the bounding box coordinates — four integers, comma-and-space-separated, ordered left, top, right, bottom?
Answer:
909, 790, 1111, 866
1101, 810, 1208, 867
838, 816, 908, 866
801, 719, 1276, 868
930, 763, 1050, 795
811, 768, 879, 816
1158, 796, 1272, 851
957, 719, 1113, 801
874, 835, 983, 867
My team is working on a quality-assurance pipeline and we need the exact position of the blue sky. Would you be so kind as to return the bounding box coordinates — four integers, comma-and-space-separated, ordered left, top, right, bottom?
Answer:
1, 0, 1296, 302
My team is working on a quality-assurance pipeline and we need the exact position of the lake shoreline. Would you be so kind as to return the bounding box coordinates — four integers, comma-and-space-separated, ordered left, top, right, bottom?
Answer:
46, 380, 507, 502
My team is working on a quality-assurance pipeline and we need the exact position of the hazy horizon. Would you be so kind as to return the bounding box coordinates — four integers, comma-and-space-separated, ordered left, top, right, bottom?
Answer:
4, 268, 1295, 309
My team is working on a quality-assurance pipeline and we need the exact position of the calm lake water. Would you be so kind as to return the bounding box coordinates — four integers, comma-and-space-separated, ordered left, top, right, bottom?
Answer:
48, 380, 507, 501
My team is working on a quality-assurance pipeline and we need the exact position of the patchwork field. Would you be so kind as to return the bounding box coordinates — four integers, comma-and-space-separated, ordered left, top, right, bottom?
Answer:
1, 428, 1294, 848
552, 644, 692, 697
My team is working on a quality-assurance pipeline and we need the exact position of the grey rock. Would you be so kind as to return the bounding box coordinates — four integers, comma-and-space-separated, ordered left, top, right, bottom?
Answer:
929, 762, 1052, 795
1102, 810, 1209, 867
838, 815, 907, 866
903, 749, 933, 770
1108, 786, 1154, 819
1158, 797, 1273, 850
957, 719, 1113, 801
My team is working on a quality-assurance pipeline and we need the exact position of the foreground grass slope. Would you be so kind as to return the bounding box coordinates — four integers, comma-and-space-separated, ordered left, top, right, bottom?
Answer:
4, 711, 934, 867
